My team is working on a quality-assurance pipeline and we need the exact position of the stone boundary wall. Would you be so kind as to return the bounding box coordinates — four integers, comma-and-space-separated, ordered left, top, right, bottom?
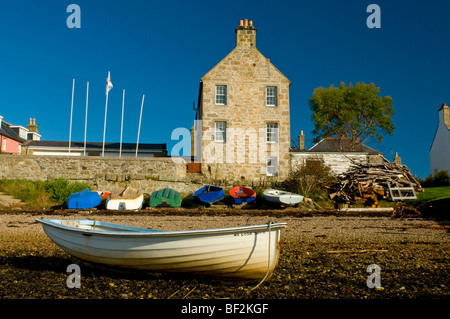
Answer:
0, 154, 201, 195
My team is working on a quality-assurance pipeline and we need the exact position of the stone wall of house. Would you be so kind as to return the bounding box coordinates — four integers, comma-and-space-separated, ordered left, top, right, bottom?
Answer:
0, 154, 201, 195
290, 152, 383, 176
197, 20, 291, 182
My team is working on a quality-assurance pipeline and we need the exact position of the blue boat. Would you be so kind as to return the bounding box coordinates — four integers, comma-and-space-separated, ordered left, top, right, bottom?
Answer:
67, 188, 101, 209
194, 185, 225, 204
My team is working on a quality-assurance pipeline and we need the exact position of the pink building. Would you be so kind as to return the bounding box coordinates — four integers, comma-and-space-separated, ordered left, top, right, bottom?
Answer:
0, 116, 40, 155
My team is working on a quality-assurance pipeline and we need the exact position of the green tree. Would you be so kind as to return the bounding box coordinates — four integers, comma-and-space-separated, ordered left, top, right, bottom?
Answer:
308, 82, 394, 150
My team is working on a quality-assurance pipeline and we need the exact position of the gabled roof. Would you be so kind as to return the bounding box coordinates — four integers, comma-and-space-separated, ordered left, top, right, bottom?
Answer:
0, 121, 27, 143
202, 46, 289, 84
307, 138, 382, 155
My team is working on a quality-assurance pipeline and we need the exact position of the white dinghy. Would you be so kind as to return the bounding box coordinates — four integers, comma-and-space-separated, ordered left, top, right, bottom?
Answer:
263, 189, 304, 206
105, 186, 143, 210
36, 218, 287, 282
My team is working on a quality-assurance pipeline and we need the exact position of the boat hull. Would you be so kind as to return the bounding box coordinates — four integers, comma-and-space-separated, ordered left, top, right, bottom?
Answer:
229, 186, 256, 204
36, 219, 286, 281
105, 187, 143, 210
150, 188, 181, 208
194, 185, 225, 204
67, 189, 101, 209
106, 194, 143, 210
263, 189, 304, 205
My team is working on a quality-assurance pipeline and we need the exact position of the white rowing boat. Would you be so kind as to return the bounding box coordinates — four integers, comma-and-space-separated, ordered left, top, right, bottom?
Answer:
36, 218, 287, 282
263, 189, 304, 206
105, 186, 143, 210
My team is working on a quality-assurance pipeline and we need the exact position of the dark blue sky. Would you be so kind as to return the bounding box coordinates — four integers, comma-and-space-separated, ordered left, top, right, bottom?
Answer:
0, 0, 449, 178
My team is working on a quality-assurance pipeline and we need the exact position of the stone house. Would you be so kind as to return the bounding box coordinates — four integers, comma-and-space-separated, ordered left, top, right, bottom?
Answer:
192, 19, 291, 183
430, 103, 450, 174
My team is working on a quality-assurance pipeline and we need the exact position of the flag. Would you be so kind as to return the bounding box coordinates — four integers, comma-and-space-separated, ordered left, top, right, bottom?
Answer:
106, 71, 113, 95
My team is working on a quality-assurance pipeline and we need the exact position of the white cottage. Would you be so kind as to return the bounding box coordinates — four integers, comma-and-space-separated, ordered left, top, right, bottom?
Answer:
290, 132, 384, 176
430, 103, 450, 174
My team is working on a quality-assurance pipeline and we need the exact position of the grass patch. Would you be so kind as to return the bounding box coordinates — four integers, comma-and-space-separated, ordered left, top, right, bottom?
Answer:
412, 186, 450, 203
0, 178, 90, 208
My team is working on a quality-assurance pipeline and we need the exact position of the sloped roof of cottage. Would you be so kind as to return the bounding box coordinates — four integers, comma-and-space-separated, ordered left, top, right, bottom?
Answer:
308, 137, 382, 155
0, 120, 27, 143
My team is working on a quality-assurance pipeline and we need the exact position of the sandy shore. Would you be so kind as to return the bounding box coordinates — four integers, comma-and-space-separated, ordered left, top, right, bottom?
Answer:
1, 210, 448, 243
1, 210, 449, 301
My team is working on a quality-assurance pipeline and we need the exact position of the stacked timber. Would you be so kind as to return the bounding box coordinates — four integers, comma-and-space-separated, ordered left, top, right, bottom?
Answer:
329, 156, 423, 206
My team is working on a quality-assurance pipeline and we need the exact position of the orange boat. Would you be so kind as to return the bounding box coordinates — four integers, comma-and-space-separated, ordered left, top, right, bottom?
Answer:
229, 186, 256, 204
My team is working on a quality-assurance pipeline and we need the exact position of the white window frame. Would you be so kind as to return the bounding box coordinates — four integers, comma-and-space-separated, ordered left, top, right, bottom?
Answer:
267, 123, 278, 143
215, 121, 227, 142
215, 85, 227, 105
266, 86, 277, 106
266, 157, 278, 176
2, 138, 6, 151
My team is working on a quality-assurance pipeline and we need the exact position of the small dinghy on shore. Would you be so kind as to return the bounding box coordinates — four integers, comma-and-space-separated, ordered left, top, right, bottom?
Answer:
36, 218, 287, 282
263, 189, 304, 206
67, 188, 101, 209
105, 186, 143, 210
150, 188, 181, 208
229, 186, 256, 204
193, 185, 224, 204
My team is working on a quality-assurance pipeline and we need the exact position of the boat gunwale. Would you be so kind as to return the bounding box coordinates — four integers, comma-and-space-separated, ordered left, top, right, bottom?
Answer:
107, 193, 144, 201
229, 186, 256, 198
36, 218, 287, 238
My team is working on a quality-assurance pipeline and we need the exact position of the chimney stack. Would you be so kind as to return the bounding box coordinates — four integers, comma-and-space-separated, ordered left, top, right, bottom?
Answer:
27, 118, 39, 133
235, 19, 256, 48
299, 130, 305, 151
394, 152, 401, 165
439, 103, 450, 129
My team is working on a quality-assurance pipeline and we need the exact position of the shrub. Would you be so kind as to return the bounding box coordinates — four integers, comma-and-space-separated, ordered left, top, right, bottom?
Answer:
282, 158, 337, 200
45, 178, 90, 203
419, 170, 450, 188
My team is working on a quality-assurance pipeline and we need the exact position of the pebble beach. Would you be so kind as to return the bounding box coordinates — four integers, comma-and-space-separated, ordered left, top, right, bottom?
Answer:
1, 208, 449, 302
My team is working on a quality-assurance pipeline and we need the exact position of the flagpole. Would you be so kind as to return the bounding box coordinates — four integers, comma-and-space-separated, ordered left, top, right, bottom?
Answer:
102, 92, 108, 157
83, 81, 89, 156
69, 78, 75, 154
135, 94, 145, 157
119, 89, 125, 158
102, 71, 113, 157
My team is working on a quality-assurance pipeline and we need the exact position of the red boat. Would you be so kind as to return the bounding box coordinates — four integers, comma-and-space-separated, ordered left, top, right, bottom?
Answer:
229, 186, 256, 204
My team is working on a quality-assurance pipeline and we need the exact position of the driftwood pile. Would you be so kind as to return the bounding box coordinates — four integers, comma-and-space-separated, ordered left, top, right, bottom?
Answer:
329, 157, 423, 207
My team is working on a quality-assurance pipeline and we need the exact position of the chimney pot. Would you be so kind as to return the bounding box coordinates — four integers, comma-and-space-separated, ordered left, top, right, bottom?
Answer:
33, 118, 36, 125
235, 19, 256, 47
249, 20, 253, 26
